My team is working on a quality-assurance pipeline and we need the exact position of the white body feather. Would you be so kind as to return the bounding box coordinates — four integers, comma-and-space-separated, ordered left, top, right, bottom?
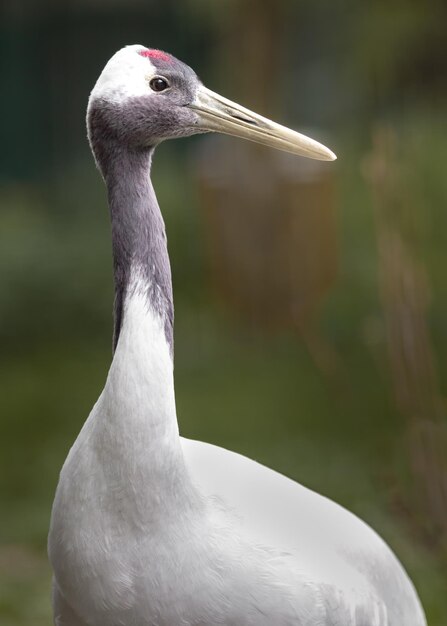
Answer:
49, 279, 427, 625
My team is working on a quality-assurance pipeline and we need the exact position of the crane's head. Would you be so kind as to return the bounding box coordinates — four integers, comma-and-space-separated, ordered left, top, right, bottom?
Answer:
87, 45, 336, 169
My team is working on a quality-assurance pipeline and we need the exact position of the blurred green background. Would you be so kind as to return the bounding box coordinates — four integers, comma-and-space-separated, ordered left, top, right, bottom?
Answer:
1, 0, 447, 624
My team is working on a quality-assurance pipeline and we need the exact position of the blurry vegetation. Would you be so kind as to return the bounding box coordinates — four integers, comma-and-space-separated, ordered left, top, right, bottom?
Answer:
1, 0, 447, 624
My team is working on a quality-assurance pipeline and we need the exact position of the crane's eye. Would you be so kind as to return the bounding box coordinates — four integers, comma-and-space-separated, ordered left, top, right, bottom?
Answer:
149, 77, 170, 92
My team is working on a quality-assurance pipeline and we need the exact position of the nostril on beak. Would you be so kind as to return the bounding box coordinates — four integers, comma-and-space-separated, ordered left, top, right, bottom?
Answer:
231, 112, 258, 125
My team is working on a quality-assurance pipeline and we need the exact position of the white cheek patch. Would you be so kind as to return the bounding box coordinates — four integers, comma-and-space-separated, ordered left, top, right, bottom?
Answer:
90, 44, 156, 105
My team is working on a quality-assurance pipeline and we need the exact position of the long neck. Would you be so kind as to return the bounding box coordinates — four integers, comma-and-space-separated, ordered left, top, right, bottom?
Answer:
98, 144, 182, 472
85, 139, 203, 521
105, 146, 174, 353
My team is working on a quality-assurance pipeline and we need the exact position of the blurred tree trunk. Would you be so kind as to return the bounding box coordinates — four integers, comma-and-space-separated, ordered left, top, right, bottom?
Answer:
197, 0, 343, 386
219, 0, 282, 116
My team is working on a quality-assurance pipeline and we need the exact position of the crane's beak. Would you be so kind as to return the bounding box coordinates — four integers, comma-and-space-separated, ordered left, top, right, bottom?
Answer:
190, 85, 336, 161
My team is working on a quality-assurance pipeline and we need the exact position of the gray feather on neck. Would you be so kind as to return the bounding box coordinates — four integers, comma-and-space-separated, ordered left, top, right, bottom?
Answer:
88, 100, 174, 354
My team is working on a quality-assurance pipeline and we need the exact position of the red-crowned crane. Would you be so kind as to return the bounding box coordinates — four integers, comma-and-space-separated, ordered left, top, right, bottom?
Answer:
48, 45, 426, 626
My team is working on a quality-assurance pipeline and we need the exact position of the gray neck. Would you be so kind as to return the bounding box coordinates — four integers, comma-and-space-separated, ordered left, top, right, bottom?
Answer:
104, 146, 174, 353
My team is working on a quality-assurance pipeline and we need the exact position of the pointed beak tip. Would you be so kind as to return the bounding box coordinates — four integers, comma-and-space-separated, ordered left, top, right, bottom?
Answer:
309, 148, 337, 162
317, 144, 337, 162
319, 147, 337, 162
